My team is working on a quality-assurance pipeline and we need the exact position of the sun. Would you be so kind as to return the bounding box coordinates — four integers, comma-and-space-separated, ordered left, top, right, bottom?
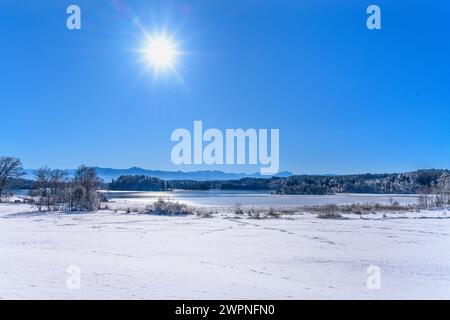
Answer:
142, 34, 179, 73
134, 25, 185, 80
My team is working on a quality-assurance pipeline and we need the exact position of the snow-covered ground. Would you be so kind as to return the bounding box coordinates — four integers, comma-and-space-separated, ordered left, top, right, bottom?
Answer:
1, 201, 450, 299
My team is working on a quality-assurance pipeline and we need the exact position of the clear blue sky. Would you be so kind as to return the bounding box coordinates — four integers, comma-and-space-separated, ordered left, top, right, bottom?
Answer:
1, 0, 449, 174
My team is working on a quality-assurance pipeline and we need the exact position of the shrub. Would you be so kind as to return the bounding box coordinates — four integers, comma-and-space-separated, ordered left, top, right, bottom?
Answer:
145, 198, 193, 216
234, 203, 244, 215
266, 207, 281, 219
317, 211, 343, 219
315, 204, 344, 219
247, 207, 263, 219
196, 209, 215, 218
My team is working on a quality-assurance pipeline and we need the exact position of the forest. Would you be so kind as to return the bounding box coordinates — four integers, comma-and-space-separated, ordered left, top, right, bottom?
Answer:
108, 169, 450, 195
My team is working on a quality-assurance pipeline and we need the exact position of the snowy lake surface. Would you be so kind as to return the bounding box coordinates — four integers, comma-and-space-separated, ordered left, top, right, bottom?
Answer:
103, 190, 420, 207
1, 202, 449, 299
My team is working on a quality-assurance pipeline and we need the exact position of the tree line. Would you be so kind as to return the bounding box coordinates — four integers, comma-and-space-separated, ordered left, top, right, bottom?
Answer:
0, 156, 102, 211
274, 170, 450, 196
2, 155, 450, 209
108, 175, 278, 191
108, 170, 450, 200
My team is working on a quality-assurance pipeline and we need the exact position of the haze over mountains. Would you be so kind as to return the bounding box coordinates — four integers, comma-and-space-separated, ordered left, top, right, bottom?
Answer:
23, 167, 293, 182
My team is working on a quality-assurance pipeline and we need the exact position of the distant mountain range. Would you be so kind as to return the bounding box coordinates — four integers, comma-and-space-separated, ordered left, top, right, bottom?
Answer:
23, 167, 293, 182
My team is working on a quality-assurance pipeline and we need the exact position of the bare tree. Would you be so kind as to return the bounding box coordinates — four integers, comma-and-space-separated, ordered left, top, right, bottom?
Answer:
436, 172, 450, 206
0, 156, 24, 201
32, 166, 51, 211
50, 169, 69, 210
31, 167, 68, 211
72, 165, 102, 211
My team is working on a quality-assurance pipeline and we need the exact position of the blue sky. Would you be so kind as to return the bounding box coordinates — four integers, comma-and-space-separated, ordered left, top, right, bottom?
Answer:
0, 0, 449, 174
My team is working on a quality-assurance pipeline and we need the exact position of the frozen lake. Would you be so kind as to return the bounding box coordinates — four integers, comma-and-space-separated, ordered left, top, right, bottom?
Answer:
103, 190, 420, 207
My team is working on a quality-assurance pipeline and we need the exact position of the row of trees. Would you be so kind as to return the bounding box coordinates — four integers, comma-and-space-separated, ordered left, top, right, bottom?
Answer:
109, 175, 168, 191
0, 156, 102, 211
108, 175, 274, 191
275, 170, 450, 195
108, 170, 450, 199
31, 165, 102, 211
2, 155, 450, 210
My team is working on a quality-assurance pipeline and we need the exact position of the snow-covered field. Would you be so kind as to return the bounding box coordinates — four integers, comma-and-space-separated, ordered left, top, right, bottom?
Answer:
1, 200, 450, 299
